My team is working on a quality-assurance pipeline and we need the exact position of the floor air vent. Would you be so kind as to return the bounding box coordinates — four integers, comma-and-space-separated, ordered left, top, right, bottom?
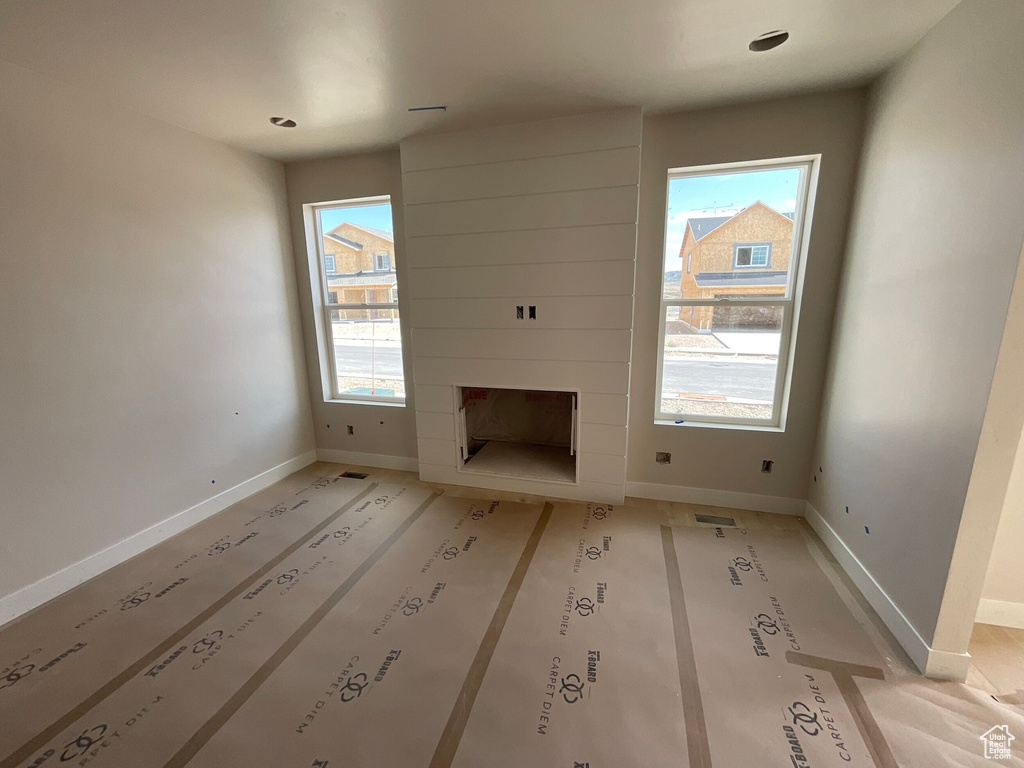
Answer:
340, 471, 369, 480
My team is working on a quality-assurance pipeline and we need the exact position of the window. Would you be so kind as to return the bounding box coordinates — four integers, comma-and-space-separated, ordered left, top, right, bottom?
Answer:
658, 157, 817, 428
309, 196, 405, 404
373, 252, 391, 271
734, 243, 771, 268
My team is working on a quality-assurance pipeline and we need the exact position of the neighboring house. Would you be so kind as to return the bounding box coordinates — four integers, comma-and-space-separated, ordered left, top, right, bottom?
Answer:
678, 201, 793, 331
322, 222, 397, 319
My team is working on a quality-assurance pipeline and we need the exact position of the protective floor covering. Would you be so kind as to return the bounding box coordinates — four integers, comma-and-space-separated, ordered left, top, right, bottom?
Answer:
1, 464, 1022, 767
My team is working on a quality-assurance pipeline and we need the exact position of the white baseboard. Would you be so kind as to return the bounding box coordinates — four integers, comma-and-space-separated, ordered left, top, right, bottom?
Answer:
976, 598, 1024, 630
804, 501, 972, 681
316, 448, 419, 472
0, 449, 318, 628
625, 480, 804, 516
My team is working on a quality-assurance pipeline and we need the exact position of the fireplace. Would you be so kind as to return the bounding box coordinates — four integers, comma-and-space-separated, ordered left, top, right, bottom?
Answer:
457, 386, 578, 484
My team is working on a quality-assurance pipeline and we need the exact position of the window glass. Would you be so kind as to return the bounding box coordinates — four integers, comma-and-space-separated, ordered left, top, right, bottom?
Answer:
660, 306, 782, 422
663, 167, 801, 301
658, 160, 813, 426
314, 199, 404, 403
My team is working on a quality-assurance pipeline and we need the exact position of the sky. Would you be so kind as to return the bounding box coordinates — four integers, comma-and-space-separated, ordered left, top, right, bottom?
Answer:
664, 167, 802, 273
320, 202, 394, 235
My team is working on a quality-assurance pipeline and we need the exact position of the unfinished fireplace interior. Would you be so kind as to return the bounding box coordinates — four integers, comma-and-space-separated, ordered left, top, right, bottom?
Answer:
457, 386, 578, 484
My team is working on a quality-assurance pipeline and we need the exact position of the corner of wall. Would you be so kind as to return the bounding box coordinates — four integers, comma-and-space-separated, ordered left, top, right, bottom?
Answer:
0, 450, 317, 628
804, 500, 971, 680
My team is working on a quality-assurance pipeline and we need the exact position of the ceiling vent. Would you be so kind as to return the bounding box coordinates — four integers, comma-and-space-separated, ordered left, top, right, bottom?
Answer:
269, 116, 297, 128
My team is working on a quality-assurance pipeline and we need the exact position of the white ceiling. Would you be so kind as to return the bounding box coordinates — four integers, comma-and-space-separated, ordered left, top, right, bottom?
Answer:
0, 0, 960, 161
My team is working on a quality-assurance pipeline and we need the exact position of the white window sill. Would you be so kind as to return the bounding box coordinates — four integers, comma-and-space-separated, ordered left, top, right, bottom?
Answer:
325, 398, 406, 408
655, 418, 784, 433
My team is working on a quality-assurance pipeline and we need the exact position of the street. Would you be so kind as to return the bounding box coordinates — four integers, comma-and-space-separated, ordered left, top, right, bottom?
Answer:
661, 357, 776, 401
333, 342, 405, 378
333, 342, 776, 401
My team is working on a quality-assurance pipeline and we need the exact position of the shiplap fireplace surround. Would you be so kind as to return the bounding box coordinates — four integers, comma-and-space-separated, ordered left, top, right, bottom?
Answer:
400, 108, 641, 504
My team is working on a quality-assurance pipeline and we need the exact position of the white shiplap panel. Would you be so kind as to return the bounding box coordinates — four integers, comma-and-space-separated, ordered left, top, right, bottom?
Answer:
411, 296, 633, 331
578, 452, 627, 485
415, 411, 456, 441
412, 329, 631, 363
417, 437, 458, 467
405, 223, 637, 269
413, 384, 454, 414
413, 358, 630, 395
403, 109, 640, 502
408, 261, 634, 299
400, 108, 642, 173
403, 147, 640, 205
404, 186, 638, 238
579, 423, 628, 456
579, 393, 630, 426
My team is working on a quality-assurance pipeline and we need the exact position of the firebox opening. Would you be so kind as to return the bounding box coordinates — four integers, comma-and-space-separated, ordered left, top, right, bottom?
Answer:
457, 386, 578, 484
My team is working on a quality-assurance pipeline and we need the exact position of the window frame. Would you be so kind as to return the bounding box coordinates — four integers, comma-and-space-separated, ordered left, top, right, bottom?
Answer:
733, 242, 771, 268
308, 196, 405, 406
373, 252, 391, 271
324, 254, 336, 273
655, 156, 818, 430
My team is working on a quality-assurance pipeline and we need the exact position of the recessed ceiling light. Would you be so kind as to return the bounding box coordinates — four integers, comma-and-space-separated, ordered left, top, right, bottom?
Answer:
749, 30, 789, 52
269, 116, 297, 128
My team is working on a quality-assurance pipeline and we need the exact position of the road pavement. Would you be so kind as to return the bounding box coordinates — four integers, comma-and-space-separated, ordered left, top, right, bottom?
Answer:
332, 342, 776, 401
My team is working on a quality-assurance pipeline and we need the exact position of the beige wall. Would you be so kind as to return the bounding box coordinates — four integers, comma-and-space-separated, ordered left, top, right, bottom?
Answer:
808, 0, 1024, 657
629, 89, 868, 501
284, 150, 418, 461
0, 61, 313, 605
980, 415, 1024, 624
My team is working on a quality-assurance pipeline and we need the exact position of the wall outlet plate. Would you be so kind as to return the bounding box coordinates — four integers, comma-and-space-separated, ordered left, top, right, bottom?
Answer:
656, 452, 671, 464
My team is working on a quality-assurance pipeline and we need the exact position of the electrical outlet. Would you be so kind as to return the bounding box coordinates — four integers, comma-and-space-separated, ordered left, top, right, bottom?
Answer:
656, 452, 671, 464
761, 460, 773, 473
516, 305, 524, 319
347, 425, 354, 435
528, 305, 537, 319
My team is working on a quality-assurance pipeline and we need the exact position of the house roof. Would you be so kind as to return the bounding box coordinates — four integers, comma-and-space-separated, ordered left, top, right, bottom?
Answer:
686, 216, 733, 241
693, 270, 788, 288
324, 222, 395, 249
324, 233, 363, 250
684, 201, 795, 243
346, 223, 394, 243
327, 272, 397, 287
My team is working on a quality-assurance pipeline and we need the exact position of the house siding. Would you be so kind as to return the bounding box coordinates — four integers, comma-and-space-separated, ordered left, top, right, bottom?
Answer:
678, 202, 793, 330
